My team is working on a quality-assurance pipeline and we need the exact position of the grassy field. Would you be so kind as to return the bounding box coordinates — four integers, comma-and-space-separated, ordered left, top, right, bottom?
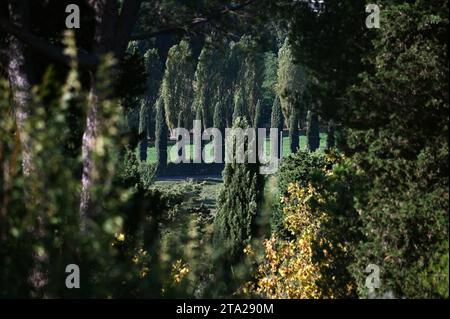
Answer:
144, 133, 328, 163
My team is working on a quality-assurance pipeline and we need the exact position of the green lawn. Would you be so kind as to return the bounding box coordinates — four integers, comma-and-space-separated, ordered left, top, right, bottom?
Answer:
143, 133, 328, 163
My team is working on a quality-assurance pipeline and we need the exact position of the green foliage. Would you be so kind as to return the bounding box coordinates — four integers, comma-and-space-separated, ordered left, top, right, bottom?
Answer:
261, 52, 279, 125
276, 38, 307, 124
119, 149, 156, 190
213, 101, 226, 133
343, 1, 449, 298
238, 36, 265, 126
0, 50, 165, 297
270, 96, 283, 158
119, 42, 148, 133
193, 40, 223, 128
253, 100, 262, 129
288, 1, 370, 121
270, 95, 283, 131
233, 88, 245, 121
214, 117, 263, 262
273, 150, 327, 238
138, 48, 163, 161
161, 39, 195, 130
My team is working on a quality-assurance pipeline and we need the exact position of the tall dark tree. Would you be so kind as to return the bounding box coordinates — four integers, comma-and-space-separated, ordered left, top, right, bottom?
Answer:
213, 100, 226, 159
214, 118, 262, 263
270, 95, 283, 159
233, 88, 245, 121
155, 97, 167, 173
138, 102, 149, 161
306, 109, 320, 152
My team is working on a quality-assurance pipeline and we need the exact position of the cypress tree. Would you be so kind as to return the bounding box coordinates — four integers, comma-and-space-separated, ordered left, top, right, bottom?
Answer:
233, 88, 245, 121
213, 100, 226, 159
254, 100, 262, 128
271, 96, 284, 159
214, 117, 262, 263
306, 109, 320, 152
195, 102, 203, 122
155, 97, 167, 172
138, 101, 149, 162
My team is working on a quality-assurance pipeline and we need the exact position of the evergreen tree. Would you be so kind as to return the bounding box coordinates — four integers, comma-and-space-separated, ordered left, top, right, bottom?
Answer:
271, 96, 284, 159
276, 38, 307, 154
195, 102, 203, 121
238, 36, 265, 123
262, 52, 279, 126
213, 100, 226, 159
161, 40, 195, 130
138, 102, 149, 161
306, 109, 320, 152
214, 117, 262, 265
193, 41, 221, 128
155, 97, 168, 172
223, 41, 245, 126
213, 101, 226, 134
233, 88, 245, 121
253, 100, 262, 129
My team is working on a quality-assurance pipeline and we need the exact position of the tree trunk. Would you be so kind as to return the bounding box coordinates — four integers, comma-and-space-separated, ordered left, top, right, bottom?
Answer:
6, 0, 50, 295
80, 1, 142, 227
289, 108, 299, 154
326, 119, 335, 149
306, 109, 320, 152
7, 0, 34, 177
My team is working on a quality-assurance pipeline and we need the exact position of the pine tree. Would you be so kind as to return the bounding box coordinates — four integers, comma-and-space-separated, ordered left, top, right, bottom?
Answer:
306, 109, 320, 152
271, 96, 284, 159
155, 97, 167, 172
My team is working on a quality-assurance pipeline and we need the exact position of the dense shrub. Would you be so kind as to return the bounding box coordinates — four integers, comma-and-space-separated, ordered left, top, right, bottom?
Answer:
272, 150, 326, 238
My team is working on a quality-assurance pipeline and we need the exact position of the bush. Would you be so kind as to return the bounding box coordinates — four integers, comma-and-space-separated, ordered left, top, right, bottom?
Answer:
272, 150, 326, 238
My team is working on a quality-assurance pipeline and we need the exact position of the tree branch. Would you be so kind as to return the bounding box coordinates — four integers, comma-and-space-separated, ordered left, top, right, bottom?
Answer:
129, 0, 257, 40
0, 17, 99, 68
0, 0, 257, 67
